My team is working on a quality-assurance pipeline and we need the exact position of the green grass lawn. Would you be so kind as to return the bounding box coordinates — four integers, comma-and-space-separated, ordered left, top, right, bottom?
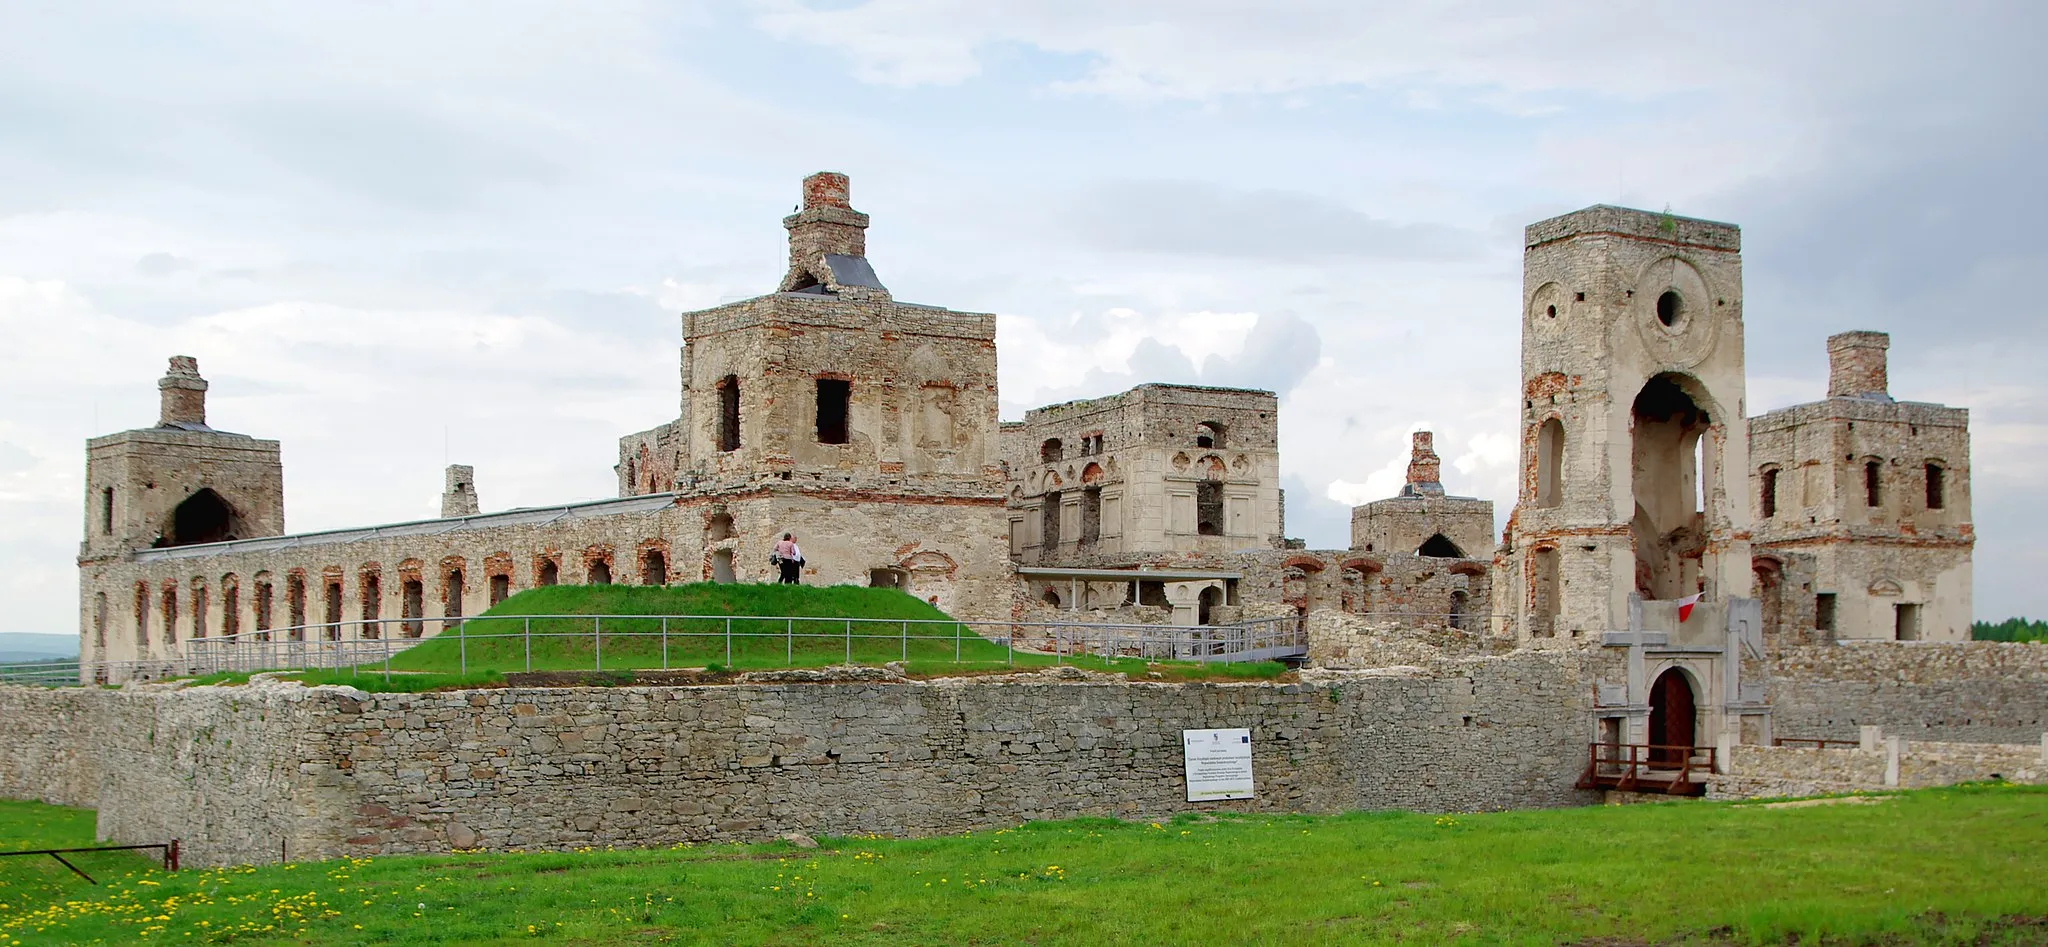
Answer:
220, 585, 1285, 691
4, 786, 2047, 945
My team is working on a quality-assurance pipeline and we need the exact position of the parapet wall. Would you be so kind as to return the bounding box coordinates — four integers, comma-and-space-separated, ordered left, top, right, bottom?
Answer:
0, 657, 1592, 867
1770, 642, 2048, 743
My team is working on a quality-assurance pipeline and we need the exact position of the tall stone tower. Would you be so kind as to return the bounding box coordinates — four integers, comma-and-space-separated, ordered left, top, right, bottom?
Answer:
81, 357, 285, 560
612, 172, 1012, 615
1500, 206, 1754, 641
79, 357, 285, 662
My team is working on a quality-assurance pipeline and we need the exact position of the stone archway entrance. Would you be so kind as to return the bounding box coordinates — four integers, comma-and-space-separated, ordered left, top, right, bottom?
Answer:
1647, 668, 1697, 764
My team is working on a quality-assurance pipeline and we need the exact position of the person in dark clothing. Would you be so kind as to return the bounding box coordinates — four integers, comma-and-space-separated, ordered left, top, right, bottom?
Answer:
772, 533, 804, 584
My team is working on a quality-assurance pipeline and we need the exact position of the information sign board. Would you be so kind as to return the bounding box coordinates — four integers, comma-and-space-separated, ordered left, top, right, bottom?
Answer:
1182, 728, 1254, 801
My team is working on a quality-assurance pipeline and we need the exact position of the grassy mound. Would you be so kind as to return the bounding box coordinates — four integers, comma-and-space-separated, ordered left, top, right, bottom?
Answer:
7, 786, 2048, 944
345, 585, 1283, 685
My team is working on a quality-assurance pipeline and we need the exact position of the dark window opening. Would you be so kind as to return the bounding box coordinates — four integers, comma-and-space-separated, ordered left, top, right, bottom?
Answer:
1080, 487, 1102, 545
708, 512, 735, 540
1925, 464, 1945, 510
1139, 581, 1170, 608
160, 587, 178, 647
254, 580, 273, 640
1042, 587, 1062, 607
445, 569, 464, 627
816, 378, 850, 445
1864, 460, 1882, 507
1895, 603, 1922, 641
1816, 593, 1837, 633
1195, 421, 1225, 449
401, 579, 423, 637
1040, 491, 1063, 549
286, 574, 306, 641
1195, 481, 1224, 536
869, 568, 906, 590
1760, 468, 1778, 519
134, 583, 151, 648
1198, 586, 1222, 626
1545, 304, 1556, 319
1449, 589, 1470, 630
1656, 290, 1681, 327
100, 487, 114, 535
323, 580, 342, 641
1418, 533, 1465, 558
717, 375, 741, 452
192, 584, 208, 640
489, 574, 510, 606
157, 488, 240, 547
588, 559, 612, 585
93, 592, 107, 651
360, 573, 381, 639
222, 581, 240, 638
537, 559, 559, 586
641, 550, 668, 586
1040, 438, 1063, 464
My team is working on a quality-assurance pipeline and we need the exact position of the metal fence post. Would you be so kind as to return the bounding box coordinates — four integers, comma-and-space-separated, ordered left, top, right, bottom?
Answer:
786, 618, 793, 667
594, 616, 602, 672
383, 633, 391, 684
524, 617, 532, 673
844, 619, 852, 665
724, 617, 731, 668
954, 622, 961, 663
901, 620, 908, 663
459, 620, 467, 676
661, 618, 669, 671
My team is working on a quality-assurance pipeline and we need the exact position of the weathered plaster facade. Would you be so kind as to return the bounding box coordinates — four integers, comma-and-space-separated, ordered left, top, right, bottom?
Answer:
1749, 332, 1973, 642
1000, 384, 1284, 564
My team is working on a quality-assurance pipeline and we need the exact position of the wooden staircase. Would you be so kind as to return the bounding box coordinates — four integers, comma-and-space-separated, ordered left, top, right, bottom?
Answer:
1574, 743, 1715, 797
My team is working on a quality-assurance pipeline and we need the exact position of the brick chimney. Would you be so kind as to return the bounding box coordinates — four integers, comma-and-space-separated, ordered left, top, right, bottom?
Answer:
1826, 331, 1890, 400
158, 356, 208, 428
778, 172, 874, 293
1402, 430, 1445, 496
441, 464, 479, 518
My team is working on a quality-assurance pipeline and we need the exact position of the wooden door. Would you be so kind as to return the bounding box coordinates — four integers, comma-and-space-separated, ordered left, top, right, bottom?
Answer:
1648, 669, 1696, 765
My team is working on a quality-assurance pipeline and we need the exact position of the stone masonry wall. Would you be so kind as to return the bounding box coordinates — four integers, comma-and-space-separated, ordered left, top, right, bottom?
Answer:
0, 657, 1592, 867
1707, 738, 2048, 800
1770, 642, 2048, 743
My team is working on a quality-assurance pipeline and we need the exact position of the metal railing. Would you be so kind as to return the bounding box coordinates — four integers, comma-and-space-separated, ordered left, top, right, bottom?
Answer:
0, 840, 178, 883
1773, 737, 1862, 750
69, 613, 1309, 684
0, 661, 83, 686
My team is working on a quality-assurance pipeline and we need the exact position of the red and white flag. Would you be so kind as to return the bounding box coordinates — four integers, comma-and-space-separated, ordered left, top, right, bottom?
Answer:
1676, 592, 1703, 622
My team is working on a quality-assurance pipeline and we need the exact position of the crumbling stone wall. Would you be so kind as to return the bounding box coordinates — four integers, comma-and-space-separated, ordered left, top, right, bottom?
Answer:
0, 660, 1593, 866
1004, 384, 1283, 564
1707, 738, 2048, 800
1769, 643, 2048, 743
1748, 332, 1973, 643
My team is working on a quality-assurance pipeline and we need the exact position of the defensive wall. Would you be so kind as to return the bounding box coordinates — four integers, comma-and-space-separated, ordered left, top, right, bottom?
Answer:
0, 657, 1594, 868
1769, 642, 2048, 744
1708, 735, 2048, 800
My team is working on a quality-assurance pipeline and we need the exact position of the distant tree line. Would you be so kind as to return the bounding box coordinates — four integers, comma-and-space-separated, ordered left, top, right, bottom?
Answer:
1972, 618, 2048, 642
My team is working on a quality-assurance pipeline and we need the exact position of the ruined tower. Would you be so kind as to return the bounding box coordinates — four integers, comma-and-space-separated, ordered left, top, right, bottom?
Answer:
440, 465, 480, 518
1749, 332, 1972, 641
1350, 431, 1495, 560
1500, 207, 1755, 641
613, 173, 1011, 614
79, 357, 284, 661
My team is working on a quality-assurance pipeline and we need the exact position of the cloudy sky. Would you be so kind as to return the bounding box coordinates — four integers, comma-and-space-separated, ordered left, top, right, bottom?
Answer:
2, 1, 2042, 633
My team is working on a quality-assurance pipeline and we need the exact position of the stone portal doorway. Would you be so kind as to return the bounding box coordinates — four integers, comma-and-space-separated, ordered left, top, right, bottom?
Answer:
1647, 668, 1697, 765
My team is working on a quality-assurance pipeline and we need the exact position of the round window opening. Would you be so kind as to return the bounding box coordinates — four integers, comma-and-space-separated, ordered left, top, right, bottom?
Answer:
1545, 304, 1557, 319
1656, 291, 1682, 327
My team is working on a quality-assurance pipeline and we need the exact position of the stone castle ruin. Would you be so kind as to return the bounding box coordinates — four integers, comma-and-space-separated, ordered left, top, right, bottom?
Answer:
25, 177, 2042, 866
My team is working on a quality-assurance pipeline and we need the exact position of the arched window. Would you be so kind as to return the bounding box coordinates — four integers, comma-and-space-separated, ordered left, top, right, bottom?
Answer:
1759, 467, 1779, 519
707, 512, 736, 540
537, 559, 559, 587
1864, 460, 1883, 507
286, 573, 306, 641
358, 570, 381, 639
1195, 421, 1226, 449
157, 488, 240, 547
1040, 438, 1063, 463
1417, 533, 1465, 558
1535, 418, 1564, 508
1195, 481, 1224, 536
587, 559, 612, 585
1924, 463, 1945, 510
444, 568, 465, 628
1449, 590, 1469, 630
641, 549, 668, 586
134, 582, 150, 649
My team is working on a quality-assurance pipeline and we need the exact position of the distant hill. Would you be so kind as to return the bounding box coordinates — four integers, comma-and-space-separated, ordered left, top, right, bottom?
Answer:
0, 632, 78, 662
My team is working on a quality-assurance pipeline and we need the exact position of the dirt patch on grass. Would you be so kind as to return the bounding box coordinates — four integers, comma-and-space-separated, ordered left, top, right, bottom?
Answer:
1754, 795, 1890, 810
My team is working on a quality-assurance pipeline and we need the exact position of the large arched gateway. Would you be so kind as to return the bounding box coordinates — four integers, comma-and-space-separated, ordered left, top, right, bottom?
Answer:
1647, 667, 1698, 765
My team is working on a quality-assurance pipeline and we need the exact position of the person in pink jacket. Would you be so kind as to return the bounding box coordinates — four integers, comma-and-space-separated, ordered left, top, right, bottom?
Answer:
772, 533, 804, 584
